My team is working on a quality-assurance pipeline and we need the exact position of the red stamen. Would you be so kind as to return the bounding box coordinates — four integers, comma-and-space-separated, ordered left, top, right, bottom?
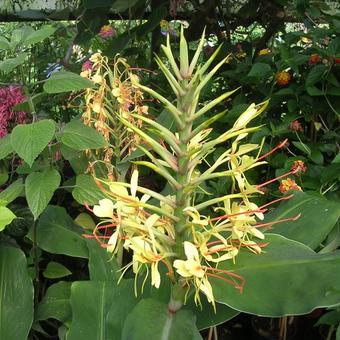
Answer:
257, 169, 298, 189
84, 202, 93, 212
257, 139, 288, 161
254, 213, 301, 229
259, 194, 294, 209
209, 209, 266, 222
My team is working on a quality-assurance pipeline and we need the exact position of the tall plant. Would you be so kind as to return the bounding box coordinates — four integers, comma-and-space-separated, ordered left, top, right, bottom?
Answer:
85, 27, 297, 312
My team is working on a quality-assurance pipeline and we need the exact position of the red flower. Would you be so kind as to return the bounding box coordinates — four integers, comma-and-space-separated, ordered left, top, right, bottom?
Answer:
291, 160, 307, 174
309, 54, 321, 65
289, 120, 303, 132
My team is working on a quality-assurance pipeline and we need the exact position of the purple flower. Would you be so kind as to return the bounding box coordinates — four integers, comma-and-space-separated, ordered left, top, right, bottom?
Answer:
82, 60, 93, 71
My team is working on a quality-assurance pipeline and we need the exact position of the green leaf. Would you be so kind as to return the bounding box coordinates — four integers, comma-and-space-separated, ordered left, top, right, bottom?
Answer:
0, 206, 16, 231
0, 53, 27, 74
0, 244, 33, 340
27, 206, 89, 258
0, 178, 24, 204
25, 169, 61, 220
35, 282, 72, 322
247, 63, 272, 78
212, 234, 340, 316
11, 120, 56, 167
74, 212, 95, 230
188, 298, 239, 330
87, 239, 118, 281
315, 310, 340, 326
122, 298, 202, 340
61, 120, 107, 150
0, 36, 10, 50
306, 65, 326, 87
265, 191, 340, 249
67, 280, 140, 340
43, 71, 94, 93
0, 134, 14, 159
112, 0, 139, 11
43, 261, 72, 279
23, 25, 56, 45
72, 174, 106, 205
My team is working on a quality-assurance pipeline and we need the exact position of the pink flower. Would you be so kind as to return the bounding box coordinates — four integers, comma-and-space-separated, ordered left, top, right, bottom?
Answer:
99, 25, 116, 39
0, 86, 26, 138
82, 60, 93, 71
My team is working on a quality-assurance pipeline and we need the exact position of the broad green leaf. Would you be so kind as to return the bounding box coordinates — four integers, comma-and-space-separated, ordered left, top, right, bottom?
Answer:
0, 178, 24, 204
0, 134, 14, 159
0, 36, 10, 50
74, 212, 95, 230
87, 239, 118, 281
265, 191, 340, 249
35, 282, 71, 322
0, 206, 16, 231
43, 71, 94, 93
43, 262, 72, 279
122, 298, 202, 340
0, 172, 8, 186
68, 280, 138, 340
61, 120, 107, 150
60, 144, 89, 174
187, 298, 239, 331
23, 25, 56, 45
0, 244, 33, 340
112, 0, 139, 11
247, 63, 272, 78
11, 120, 56, 167
212, 234, 340, 316
306, 65, 326, 87
27, 206, 89, 258
0, 53, 27, 73
72, 174, 106, 205
315, 310, 340, 326
25, 169, 61, 220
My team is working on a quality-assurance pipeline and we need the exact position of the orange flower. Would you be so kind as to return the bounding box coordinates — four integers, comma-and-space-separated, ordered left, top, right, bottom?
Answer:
279, 178, 302, 193
309, 54, 321, 65
276, 71, 291, 86
291, 160, 307, 174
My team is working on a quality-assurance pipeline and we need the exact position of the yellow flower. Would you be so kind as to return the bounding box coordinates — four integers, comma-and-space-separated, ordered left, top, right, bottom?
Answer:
174, 242, 215, 305
258, 48, 270, 56
93, 198, 114, 218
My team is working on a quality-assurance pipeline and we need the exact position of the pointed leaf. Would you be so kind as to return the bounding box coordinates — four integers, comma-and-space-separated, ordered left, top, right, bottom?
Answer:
25, 169, 61, 219
43, 71, 94, 93
43, 261, 72, 279
61, 120, 107, 150
35, 282, 72, 322
122, 298, 202, 340
72, 174, 106, 205
27, 206, 89, 258
0, 244, 33, 340
0, 206, 16, 231
265, 192, 340, 249
11, 120, 55, 167
212, 234, 340, 316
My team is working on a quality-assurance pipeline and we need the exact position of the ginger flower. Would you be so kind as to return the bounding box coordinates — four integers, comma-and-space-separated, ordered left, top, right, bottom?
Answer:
276, 71, 291, 86
279, 178, 302, 193
291, 160, 307, 174
174, 241, 215, 306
